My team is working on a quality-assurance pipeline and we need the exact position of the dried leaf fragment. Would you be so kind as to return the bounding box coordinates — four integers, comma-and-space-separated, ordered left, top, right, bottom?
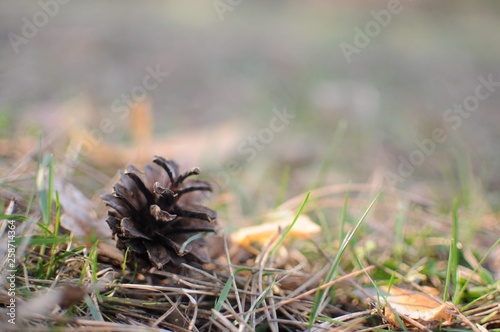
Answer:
55, 177, 111, 238
361, 285, 454, 328
231, 210, 320, 252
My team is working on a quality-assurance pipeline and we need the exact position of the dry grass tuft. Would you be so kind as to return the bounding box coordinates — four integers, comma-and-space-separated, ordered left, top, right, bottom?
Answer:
1, 138, 499, 331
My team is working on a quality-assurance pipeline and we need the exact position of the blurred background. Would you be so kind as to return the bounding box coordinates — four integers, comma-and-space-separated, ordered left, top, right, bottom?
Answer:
1, 0, 500, 214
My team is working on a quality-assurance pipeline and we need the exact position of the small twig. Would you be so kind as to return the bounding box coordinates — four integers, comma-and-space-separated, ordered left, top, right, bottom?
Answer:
278, 266, 374, 307
117, 283, 220, 296
223, 234, 244, 316
211, 309, 239, 332
221, 301, 254, 331
180, 289, 199, 332
450, 302, 482, 332
151, 295, 177, 328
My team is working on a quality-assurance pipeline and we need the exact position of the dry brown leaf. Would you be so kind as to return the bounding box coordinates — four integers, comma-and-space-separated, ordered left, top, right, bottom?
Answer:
18, 285, 84, 318
55, 177, 111, 238
58, 284, 87, 309
230, 210, 321, 253
366, 285, 454, 328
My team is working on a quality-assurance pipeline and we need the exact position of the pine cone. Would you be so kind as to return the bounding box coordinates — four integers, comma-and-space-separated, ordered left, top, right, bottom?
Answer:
102, 156, 217, 270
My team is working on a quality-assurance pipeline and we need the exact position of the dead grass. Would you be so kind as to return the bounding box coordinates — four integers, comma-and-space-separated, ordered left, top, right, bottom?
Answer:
0, 132, 499, 332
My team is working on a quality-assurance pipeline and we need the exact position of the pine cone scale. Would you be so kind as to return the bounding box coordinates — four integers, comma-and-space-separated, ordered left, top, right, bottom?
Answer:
124, 172, 155, 205
120, 217, 151, 240
119, 172, 145, 204
150, 204, 177, 222
102, 194, 131, 218
153, 157, 178, 183
174, 203, 216, 222
144, 241, 171, 269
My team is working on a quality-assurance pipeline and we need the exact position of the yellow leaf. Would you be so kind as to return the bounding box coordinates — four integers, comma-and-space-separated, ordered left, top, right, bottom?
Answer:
230, 210, 320, 253
379, 285, 454, 328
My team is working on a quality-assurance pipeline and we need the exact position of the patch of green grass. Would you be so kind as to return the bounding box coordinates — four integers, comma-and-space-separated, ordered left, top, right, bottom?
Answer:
458, 237, 500, 307
2, 134, 499, 331
80, 238, 100, 284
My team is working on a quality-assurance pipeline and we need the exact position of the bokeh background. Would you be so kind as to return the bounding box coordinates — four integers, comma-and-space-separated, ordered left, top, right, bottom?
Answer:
1, 0, 500, 214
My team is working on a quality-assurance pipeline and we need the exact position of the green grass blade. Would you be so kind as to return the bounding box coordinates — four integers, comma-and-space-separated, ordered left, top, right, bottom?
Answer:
339, 186, 349, 245
308, 191, 380, 329
179, 232, 212, 255
270, 191, 310, 256
0, 214, 27, 221
45, 190, 62, 278
37, 154, 54, 225
444, 198, 460, 302
54, 190, 61, 236
212, 275, 234, 317
122, 247, 130, 271
18, 235, 69, 246
90, 240, 99, 284
213, 266, 269, 318
84, 294, 103, 321
250, 279, 276, 310
451, 199, 461, 303
36, 222, 54, 236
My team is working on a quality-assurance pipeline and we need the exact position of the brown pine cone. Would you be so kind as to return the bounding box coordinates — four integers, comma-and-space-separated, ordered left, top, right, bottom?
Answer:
102, 156, 217, 270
